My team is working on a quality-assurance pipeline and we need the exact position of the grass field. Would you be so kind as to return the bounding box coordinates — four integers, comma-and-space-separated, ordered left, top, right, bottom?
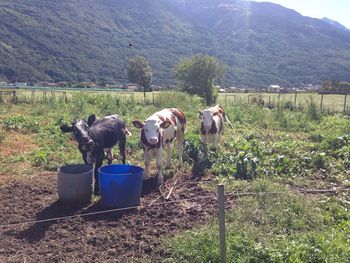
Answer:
0, 91, 349, 262
1, 88, 350, 113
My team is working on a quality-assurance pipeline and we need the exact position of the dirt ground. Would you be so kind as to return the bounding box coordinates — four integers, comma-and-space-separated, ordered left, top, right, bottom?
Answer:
0, 172, 221, 262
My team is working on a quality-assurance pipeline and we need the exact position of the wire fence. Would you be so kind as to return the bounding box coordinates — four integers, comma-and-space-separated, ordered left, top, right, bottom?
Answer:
1, 88, 350, 113
219, 92, 350, 113
0, 185, 348, 230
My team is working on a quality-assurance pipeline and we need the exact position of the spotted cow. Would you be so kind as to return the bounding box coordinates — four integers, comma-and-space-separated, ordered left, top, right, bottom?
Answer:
132, 108, 186, 184
199, 105, 233, 150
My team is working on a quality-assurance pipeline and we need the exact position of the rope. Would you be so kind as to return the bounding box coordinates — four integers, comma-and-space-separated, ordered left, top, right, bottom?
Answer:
0, 187, 348, 229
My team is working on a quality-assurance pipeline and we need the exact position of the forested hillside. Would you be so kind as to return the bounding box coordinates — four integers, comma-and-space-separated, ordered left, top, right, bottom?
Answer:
1, 0, 350, 86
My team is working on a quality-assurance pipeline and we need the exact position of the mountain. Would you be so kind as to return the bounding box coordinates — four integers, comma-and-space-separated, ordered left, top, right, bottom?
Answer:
169, 0, 350, 86
1, 0, 350, 86
322, 17, 350, 32
0, 0, 216, 83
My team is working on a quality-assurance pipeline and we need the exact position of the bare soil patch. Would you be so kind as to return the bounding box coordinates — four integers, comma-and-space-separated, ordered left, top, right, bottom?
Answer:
0, 131, 37, 158
0, 173, 219, 262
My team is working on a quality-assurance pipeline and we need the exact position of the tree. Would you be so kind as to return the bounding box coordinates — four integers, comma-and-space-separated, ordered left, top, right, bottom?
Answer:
127, 56, 153, 99
173, 54, 227, 105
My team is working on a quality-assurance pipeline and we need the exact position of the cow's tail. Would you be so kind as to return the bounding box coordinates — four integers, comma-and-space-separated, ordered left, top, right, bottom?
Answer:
223, 113, 233, 129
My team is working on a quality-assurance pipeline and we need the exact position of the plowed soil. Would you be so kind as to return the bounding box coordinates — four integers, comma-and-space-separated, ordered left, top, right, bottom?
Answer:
0, 173, 219, 262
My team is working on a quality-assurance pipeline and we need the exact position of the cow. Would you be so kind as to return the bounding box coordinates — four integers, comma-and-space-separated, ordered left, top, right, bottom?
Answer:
132, 108, 186, 184
60, 114, 131, 194
198, 105, 233, 150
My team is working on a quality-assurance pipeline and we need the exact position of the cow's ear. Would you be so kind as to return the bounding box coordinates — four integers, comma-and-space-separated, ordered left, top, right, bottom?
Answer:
87, 114, 96, 126
132, 120, 144, 129
198, 110, 203, 118
160, 120, 171, 129
60, 125, 73, 133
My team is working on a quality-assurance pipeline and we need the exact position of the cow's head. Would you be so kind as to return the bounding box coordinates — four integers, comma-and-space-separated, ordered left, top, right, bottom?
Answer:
132, 119, 171, 145
60, 114, 96, 164
199, 109, 217, 131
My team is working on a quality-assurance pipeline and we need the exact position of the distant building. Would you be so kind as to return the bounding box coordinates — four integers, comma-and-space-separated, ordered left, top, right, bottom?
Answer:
14, 82, 27, 87
57, 82, 69, 87
79, 82, 97, 88
268, 85, 281, 93
0, 81, 8, 87
125, 83, 137, 91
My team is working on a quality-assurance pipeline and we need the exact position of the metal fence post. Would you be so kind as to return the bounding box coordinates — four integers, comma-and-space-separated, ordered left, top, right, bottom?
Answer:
217, 184, 227, 263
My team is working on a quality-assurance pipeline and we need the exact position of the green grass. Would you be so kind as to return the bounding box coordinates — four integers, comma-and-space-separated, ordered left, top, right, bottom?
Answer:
2, 89, 350, 113
163, 180, 350, 263
0, 91, 349, 262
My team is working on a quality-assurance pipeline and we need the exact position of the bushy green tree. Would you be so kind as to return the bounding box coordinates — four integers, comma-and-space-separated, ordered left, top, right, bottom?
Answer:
173, 54, 227, 105
127, 56, 153, 99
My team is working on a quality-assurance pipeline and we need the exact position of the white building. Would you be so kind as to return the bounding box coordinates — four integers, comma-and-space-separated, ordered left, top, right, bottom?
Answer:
268, 85, 281, 93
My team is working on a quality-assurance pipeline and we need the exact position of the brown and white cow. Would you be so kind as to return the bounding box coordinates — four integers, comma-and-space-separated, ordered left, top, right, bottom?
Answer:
132, 108, 186, 184
199, 105, 233, 150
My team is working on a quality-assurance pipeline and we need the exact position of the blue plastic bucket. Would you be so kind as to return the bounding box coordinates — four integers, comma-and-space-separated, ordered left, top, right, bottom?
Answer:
98, 164, 143, 208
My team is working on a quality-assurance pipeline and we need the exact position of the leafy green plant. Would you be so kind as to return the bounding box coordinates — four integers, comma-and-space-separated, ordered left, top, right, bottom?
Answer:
1, 115, 40, 133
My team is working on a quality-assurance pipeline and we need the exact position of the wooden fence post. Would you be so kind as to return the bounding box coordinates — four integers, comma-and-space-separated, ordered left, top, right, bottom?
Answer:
217, 184, 227, 263
278, 93, 281, 105
320, 94, 324, 110
12, 91, 16, 103
294, 92, 297, 108
31, 90, 35, 103
343, 94, 347, 113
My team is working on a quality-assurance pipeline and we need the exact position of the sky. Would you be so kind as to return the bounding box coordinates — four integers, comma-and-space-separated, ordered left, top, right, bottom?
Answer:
253, 0, 350, 28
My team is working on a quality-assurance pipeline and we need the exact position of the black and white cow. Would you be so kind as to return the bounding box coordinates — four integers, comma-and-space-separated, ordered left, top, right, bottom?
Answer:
60, 114, 130, 194
199, 105, 233, 150
132, 108, 186, 184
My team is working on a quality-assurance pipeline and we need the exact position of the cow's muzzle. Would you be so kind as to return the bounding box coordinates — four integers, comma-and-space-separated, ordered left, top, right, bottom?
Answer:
149, 137, 158, 145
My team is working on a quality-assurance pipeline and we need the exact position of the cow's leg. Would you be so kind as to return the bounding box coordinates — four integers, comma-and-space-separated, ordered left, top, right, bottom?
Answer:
176, 134, 184, 164
105, 148, 113, 164
218, 131, 223, 145
156, 148, 164, 184
211, 134, 219, 151
199, 135, 208, 156
165, 143, 172, 168
143, 150, 151, 180
200, 133, 207, 145
118, 137, 126, 164
94, 156, 104, 195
